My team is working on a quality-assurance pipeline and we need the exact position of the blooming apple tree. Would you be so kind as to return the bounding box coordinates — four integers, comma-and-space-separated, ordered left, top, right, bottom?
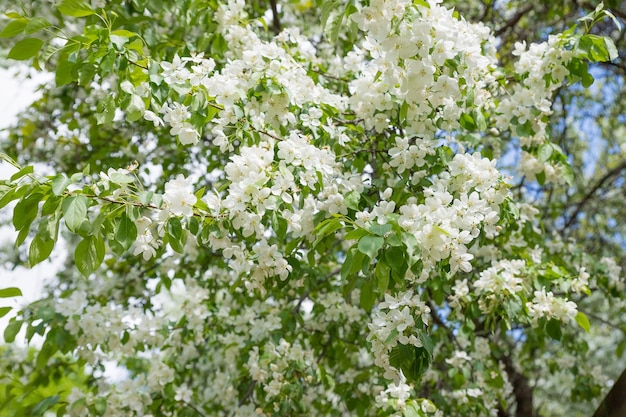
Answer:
0, 0, 624, 416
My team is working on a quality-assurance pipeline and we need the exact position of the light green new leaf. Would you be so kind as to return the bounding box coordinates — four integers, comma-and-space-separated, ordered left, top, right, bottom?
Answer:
7, 37, 44, 60
0, 306, 11, 318
402, 401, 422, 417
62, 195, 89, 232
56, 0, 95, 17
10, 165, 33, 182
0, 287, 22, 298
0, 19, 27, 38
111, 29, 139, 38
576, 311, 591, 332
24, 17, 52, 35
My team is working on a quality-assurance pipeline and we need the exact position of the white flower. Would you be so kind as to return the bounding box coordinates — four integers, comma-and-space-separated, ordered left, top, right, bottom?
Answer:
133, 230, 159, 261
174, 384, 193, 403
163, 174, 197, 217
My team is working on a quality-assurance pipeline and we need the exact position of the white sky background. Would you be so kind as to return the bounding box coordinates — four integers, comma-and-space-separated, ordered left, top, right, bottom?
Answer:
0, 66, 56, 342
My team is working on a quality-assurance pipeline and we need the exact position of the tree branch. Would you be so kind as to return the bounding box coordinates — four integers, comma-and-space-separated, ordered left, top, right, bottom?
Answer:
501, 354, 534, 417
494, 5, 533, 37
562, 160, 626, 230
269, 0, 281, 35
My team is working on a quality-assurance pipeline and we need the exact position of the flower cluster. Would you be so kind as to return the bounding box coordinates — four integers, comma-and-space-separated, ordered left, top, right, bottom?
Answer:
368, 291, 430, 383
527, 288, 579, 325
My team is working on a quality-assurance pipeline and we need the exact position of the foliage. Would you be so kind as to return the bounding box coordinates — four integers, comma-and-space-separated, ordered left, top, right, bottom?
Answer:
0, 344, 89, 417
0, 0, 624, 416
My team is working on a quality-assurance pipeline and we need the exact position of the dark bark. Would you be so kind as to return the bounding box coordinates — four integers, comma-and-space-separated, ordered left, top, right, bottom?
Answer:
502, 354, 534, 417
593, 366, 626, 417
269, 0, 281, 34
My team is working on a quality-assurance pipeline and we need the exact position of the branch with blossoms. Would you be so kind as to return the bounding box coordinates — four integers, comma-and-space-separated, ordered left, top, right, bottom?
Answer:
0, 1, 621, 416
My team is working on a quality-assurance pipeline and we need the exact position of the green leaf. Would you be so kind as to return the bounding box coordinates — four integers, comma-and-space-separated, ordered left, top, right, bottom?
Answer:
7, 37, 44, 60
29, 233, 55, 266
545, 318, 562, 341
359, 279, 376, 311
96, 95, 116, 125
0, 20, 27, 38
575, 311, 591, 333
535, 170, 546, 186
4, 319, 22, 343
32, 395, 60, 416
325, 8, 344, 43
420, 333, 435, 356
111, 29, 139, 38
167, 217, 184, 253
537, 143, 553, 162
320, 0, 340, 29
13, 193, 42, 232
370, 223, 392, 236
403, 401, 422, 417
344, 190, 361, 211
344, 227, 369, 241
36, 336, 56, 369
472, 108, 487, 131
24, 17, 52, 35
115, 214, 137, 251
138, 191, 154, 205
0, 287, 22, 298
459, 112, 476, 131
0, 306, 11, 318
515, 119, 533, 137
605, 37, 619, 62
389, 343, 431, 383
56, 0, 95, 17
51, 173, 72, 196
375, 260, 390, 294
357, 235, 384, 260
399, 100, 409, 124
56, 56, 77, 86
341, 246, 356, 281
581, 71, 594, 88
74, 234, 105, 276
312, 217, 343, 248
560, 163, 574, 186
62, 195, 89, 232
